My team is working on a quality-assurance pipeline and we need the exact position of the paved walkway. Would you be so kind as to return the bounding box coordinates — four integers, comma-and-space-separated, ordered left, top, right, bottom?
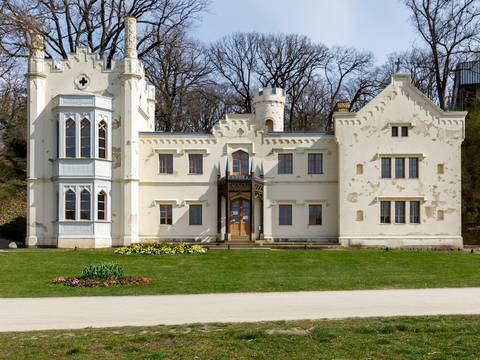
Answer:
1, 287, 480, 332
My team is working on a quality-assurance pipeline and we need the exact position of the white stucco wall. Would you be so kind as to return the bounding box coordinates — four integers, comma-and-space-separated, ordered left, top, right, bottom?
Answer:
335, 74, 466, 248
26, 20, 467, 249
138, 115, 339, 242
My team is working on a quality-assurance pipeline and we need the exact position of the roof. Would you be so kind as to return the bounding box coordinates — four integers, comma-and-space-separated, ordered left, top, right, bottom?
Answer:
265, 131, 334, 136
454, 61, 480, 88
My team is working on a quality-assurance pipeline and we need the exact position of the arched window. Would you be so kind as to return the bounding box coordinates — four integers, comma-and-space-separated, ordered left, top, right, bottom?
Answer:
98, 120, 107, 159
97, 191, 106, 220
80, 189, 91, 220
265, 119, 274, 132
80, 118, 91, 158
65, 119, 76, 158
65, 189, 76, 220
232, 150, 249, 176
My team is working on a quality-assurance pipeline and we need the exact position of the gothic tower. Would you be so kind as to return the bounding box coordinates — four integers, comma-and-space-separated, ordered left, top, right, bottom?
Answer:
253, 86, 286, 132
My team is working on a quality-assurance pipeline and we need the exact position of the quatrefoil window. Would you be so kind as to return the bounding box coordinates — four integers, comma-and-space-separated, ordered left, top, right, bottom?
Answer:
75, 74, 90, 90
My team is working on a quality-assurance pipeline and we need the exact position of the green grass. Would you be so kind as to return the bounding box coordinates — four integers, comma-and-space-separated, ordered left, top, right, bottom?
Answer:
1, 248, 480, 297
1, 316, 480, 359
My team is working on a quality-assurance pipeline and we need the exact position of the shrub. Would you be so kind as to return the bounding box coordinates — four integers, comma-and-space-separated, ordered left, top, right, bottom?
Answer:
114, 242, 207, 255
80, 263, 124, 280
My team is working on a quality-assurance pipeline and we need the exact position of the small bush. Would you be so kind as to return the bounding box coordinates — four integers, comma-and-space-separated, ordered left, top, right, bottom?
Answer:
80, 263, 124, 280
114, 242, 207, 255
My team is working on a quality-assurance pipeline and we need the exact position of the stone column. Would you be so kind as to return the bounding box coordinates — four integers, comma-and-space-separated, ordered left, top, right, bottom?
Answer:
120, 16, 141, 245
26, 33, 47, 247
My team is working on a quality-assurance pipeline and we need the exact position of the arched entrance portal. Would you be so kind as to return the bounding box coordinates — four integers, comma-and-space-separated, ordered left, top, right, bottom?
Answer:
230, 195, 250, 236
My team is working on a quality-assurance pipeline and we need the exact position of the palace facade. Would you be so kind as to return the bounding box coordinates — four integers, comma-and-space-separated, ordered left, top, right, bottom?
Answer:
26, 18, 466, 248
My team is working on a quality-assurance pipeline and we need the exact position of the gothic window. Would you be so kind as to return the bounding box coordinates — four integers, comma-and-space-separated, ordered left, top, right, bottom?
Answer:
80, 189, 91, 220
81, 118, 91, 158
97, 191, 106, 220
232, 150, 249, 176
98, 121, 107, 159
65, 189, 76, 220
65, 119, 76, 158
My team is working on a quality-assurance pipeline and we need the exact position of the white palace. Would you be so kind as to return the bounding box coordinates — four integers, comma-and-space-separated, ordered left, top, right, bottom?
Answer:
26, 18, 467, 249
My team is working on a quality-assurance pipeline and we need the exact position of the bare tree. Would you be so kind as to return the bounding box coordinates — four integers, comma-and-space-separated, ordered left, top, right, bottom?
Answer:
323, 46, 374, 129
256, 34, 329, 129
378, 49, 437, 100
292, 78, 331, 131
208, 32, 259, 113
404, 0, 480, 109
144, 29, 213, 131
1, 0, 209, 66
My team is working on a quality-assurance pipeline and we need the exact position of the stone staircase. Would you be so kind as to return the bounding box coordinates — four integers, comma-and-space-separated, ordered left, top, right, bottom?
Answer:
205, 237, 341, 250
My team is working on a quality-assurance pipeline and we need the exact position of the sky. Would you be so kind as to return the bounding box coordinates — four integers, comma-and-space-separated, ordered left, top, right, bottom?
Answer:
194, 0, 418, 63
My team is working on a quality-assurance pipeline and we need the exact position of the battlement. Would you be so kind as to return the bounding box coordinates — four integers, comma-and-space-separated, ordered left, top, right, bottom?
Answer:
253, 86, 286, 103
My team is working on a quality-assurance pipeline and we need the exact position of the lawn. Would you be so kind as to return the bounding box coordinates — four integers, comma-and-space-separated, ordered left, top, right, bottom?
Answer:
1, 248, 480, 297
1, 315, 480, 359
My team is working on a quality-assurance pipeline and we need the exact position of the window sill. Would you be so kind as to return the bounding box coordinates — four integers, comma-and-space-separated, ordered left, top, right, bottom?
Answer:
58, 220, 112, 223
56, 157, 111, 162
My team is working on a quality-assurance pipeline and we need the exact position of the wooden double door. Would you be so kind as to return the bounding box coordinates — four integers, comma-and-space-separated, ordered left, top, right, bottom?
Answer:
230, 198, 250, 236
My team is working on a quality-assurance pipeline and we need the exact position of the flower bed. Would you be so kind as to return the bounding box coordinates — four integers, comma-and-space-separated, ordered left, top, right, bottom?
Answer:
114, 242, 207, 255
50, 275, 150, 287
50, 263, 150, 287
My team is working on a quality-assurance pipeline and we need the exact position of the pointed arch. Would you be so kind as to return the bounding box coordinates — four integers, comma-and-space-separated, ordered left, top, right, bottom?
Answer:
232, 150, 249, 176
65, 118, 76, 158
65, 189, 76, 220
81, 118, 91, 158
80, 189, 91, 220
97, 190, 107, 220
98, 120, 107, 159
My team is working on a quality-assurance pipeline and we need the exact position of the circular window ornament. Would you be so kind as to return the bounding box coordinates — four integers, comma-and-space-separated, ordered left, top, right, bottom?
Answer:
75, 74, 90, 90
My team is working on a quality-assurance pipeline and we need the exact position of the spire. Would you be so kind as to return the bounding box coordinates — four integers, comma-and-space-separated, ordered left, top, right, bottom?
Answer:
124, 16, 137, 59
226, 158, 230, 175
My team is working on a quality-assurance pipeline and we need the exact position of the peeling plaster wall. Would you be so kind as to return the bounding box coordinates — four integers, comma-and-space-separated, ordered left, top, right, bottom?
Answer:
335, 74, 466, 248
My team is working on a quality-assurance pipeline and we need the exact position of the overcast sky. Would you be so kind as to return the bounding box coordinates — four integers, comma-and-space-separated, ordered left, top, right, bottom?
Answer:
194, 0, 418, 63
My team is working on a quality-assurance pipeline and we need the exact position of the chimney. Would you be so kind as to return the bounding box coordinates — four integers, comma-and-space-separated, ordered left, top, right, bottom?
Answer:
334, 100, 350, 113
124, 16, 137, 59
